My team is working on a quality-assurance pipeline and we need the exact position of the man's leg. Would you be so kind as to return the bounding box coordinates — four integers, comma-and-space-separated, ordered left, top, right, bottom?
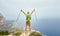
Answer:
29, 24, 31, 31
28, 20, 31, 31
25, 20, 28, 31
25, 21, 27, 31
25, 20, 31, 31
25, 24, 27, 31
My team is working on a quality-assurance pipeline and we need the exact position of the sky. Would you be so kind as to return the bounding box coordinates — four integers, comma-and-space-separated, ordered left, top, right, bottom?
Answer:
0, 0, 60, 20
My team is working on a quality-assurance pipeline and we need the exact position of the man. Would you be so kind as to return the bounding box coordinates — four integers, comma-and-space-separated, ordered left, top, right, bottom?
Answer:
21, 9, 35, 31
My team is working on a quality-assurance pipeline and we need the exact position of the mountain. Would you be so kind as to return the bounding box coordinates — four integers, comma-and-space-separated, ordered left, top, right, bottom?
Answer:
0, 20, 23, 34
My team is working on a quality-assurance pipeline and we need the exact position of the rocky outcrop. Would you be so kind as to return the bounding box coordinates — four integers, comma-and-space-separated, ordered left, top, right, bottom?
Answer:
20, 30, 43, 36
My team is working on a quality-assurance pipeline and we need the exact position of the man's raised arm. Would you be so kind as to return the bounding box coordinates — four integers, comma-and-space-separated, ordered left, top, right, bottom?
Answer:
21, 9, 25, 14
31, 9, 35, 15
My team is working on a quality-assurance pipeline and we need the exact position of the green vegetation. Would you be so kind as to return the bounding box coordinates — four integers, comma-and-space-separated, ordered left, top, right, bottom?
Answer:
0, 30, 10, 35
0, 30, 22, 36
14, 32, 22, 36
29, 31, 43, 36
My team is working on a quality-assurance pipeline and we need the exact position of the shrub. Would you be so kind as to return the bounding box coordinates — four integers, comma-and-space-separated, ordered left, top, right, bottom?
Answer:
29, 31, 42, 36
14, 32, 22, 36
0, 30, 10, 35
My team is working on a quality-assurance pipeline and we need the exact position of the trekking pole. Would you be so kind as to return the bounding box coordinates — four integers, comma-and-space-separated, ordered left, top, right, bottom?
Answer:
16, 11, 21, 22
35, 11, 37, 21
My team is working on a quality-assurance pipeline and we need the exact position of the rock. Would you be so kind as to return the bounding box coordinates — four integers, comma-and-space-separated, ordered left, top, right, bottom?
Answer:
20, 30, 43, 36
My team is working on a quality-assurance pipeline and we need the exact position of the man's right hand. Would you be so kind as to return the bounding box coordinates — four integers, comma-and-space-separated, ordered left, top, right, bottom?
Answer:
21, 9, 25, 14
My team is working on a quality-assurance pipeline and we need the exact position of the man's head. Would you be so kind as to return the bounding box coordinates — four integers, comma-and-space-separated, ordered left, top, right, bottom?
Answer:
27, 12, 29, 14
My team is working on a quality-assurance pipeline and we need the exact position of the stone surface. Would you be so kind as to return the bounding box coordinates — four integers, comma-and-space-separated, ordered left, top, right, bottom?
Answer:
20, 30, 43, 36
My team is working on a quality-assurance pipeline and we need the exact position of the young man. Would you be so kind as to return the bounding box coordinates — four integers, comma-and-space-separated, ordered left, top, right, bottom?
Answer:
21, 9, 35, 31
